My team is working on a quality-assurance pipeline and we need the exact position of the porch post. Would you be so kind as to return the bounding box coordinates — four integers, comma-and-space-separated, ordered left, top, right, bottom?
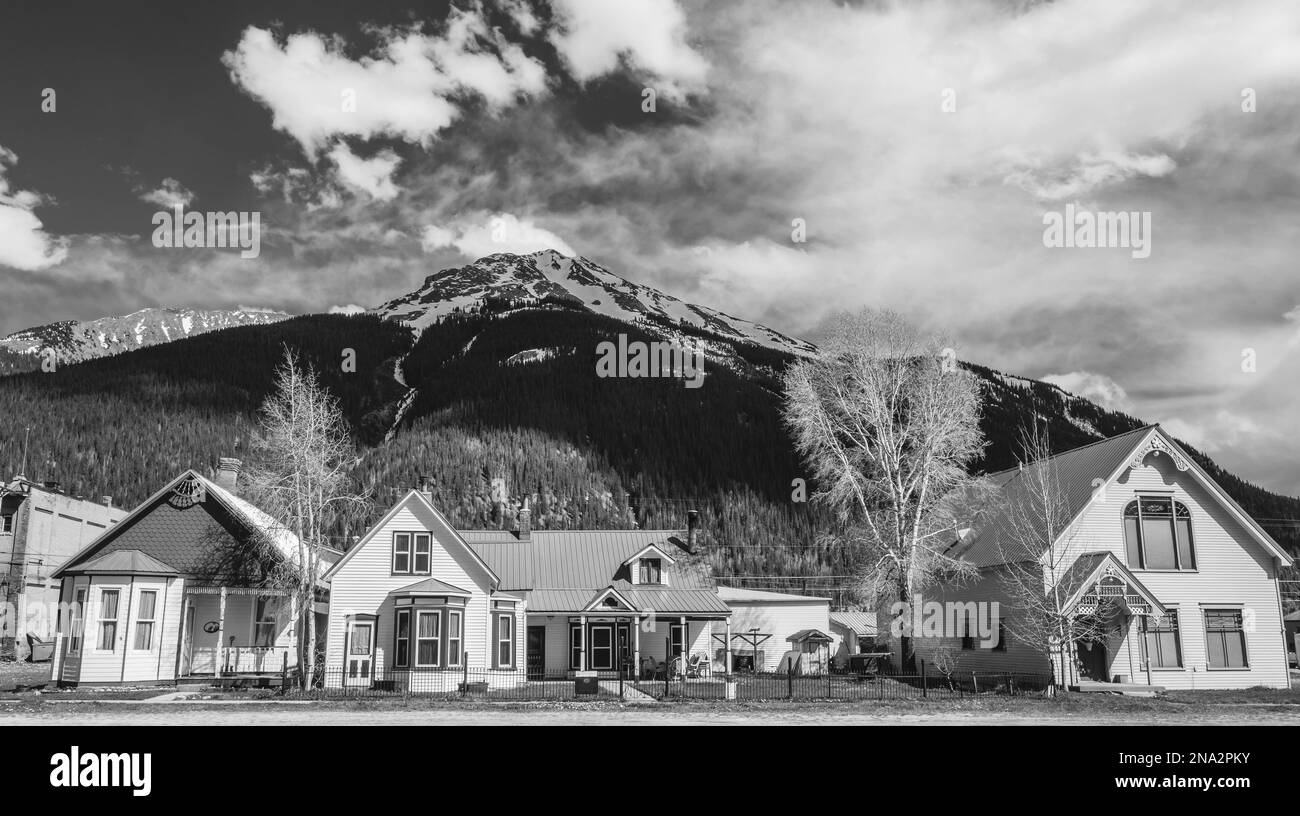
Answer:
725, 616, 733, 675
216, 586, 227, 678
679, 615, 687, 673
578, 614, 587, 671
633, 616, 641, 679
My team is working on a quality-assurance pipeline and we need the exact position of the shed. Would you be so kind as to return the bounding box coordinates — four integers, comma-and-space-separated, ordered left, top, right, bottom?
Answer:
829, 610, 879, 668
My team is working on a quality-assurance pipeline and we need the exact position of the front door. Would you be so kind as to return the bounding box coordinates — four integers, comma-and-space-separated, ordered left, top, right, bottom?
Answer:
590, 625, 614, 670
345, 621, 374, 686
180, 604, 195, 676
1078, 639, 1108, 682
527, 626, 546, 680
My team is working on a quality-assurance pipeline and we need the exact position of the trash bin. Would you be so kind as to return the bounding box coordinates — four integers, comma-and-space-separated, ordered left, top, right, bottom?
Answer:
574, 670, 599, 695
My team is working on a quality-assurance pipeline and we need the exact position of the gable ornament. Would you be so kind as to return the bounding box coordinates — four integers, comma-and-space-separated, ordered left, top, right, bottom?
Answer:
1127, 435, 1190, 472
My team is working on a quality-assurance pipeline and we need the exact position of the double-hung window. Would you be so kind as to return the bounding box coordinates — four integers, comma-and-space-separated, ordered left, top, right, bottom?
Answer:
253, 597, 278, 647
494, 613, 515, 669
639, 558, 662, 584
1123, 498, 1196, 570
133, 590, 158, 651
394, 609, 411, 668
415, 610, 441, 667
97, 589, 120, 651
393, 533, 432, 575
447, 611, 463, 667
1204, 609, 1248, 669
1140, 610, 1182, 669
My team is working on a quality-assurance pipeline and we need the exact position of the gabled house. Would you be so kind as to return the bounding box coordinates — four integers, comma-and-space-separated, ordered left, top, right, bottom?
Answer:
324, 492, 738, 683
50, 460, 334, 686
914, 425, 1294, 689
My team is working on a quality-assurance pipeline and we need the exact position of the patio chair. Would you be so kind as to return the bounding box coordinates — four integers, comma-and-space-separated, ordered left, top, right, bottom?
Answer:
26, 633, 54, 663
686, 654, 709, 678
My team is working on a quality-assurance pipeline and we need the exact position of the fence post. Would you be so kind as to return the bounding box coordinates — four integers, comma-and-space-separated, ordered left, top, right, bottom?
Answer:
787, 663, 794, 700
280, 652, 288, 693
972, 671, 979, 694
463, 651, 470, 696
1005, 672, 1012, 696
619, 661, 624, 700
921, 660, 927, 698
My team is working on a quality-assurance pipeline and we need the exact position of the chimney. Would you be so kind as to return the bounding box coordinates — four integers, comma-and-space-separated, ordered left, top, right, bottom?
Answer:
687, 509, 699, 553
417, 474, 433, 500
101, 496, 113, 508
216, 458, 242, 493
517, 500, 531, 541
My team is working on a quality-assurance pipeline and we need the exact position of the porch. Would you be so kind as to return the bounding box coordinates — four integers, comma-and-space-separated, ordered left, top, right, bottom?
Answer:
524, 613, 733, 681
177, 585, 301, 678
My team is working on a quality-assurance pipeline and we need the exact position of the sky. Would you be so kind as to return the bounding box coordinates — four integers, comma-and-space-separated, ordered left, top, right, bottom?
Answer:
1, 0, 1299, 497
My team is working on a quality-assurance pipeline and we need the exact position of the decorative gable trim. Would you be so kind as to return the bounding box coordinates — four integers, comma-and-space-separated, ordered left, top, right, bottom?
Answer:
622, 543, 677, 567
582, 585, 639, 612
1127, 433, 1191, 472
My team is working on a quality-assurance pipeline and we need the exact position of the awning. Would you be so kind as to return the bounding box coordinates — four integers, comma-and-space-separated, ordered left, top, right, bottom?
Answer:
1059, 552, 1166, 618
62, 549, 179, 576
391, 577, 473, 597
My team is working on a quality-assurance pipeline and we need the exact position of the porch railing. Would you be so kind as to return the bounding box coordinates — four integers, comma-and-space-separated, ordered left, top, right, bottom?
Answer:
189, 646, 295, 675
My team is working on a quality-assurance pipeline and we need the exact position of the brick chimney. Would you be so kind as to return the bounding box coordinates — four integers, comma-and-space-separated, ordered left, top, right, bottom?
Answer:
101, 496, 113, 507
687, 509, 699, 552
417, 474, 433, 500
516, 500, 531, 541
216, 458, 242, 493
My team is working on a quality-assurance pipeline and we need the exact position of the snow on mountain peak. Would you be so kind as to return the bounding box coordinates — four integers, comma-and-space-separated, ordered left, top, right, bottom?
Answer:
371, 252, 816, 357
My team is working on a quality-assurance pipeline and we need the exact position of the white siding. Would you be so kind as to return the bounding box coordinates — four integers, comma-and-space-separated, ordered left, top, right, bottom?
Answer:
326, 502, 503, 683
724, 601, 835, 673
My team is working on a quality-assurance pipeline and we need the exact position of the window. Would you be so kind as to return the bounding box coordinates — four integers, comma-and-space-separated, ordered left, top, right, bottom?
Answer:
413, 534, 431, 575
394, 609, 411, 668
991, 619, 1007, 652
639, 558, 662, 584
1, 514, 12, 533
133, 590, 158, 650
447, 611, 463, 667
349, 623, 373, 655
1123, 498, 1195, 571
97, 589, 120, 651
1204, 609, 1248, 669
670, 623, 685, 657
68, 588, 85, 654
1140, 611, 1182, 669
495, 613, 515, 669
253, 597, 278, 647
960, 617, 975, 650
392, 533, 412, 574
416, 610, 440, 667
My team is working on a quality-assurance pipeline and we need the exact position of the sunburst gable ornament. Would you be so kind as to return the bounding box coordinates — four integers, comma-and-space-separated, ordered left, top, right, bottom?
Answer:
169, 476, 206, 507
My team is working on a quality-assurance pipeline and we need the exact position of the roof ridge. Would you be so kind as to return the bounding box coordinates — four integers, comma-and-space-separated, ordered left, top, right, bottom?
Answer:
982, 424, 1156, 479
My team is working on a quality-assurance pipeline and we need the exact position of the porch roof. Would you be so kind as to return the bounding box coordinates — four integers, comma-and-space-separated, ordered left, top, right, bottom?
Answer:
391, 577, 473, 597
788, 628, 834, 644
521, 585, 731, 615
1059, 551, 1166, 618
63, 548, 180, 576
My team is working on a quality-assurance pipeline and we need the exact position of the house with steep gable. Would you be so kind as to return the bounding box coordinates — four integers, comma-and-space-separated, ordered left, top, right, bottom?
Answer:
914, 425, 1294, 689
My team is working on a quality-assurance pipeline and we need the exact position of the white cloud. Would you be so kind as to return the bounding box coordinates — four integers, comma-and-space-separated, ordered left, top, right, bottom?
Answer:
548, 0, 707, 94
222, 12, 547, 158
138, 177, 196, 208
236, 305, 283, 314
418, 213, 576, 258
1162, 411, 1265, 454
0, 145, 68, 271
1041, 371, 1132, 412
328, 144, 402, 201
328, 303, 366, 315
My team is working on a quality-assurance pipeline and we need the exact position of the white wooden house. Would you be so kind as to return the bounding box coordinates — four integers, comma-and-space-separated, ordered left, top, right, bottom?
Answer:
50, 460, 334, 686
913, 425, 1294, 690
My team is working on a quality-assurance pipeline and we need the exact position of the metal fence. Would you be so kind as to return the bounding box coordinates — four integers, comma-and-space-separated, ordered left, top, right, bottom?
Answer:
293, 666, 1053, 702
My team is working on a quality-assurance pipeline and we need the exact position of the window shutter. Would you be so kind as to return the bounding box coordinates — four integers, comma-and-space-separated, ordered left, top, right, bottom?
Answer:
511, 613, 519, 669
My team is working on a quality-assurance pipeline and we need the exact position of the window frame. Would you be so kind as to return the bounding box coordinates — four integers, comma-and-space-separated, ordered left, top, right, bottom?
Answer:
639, 557, 663, 585
446, 610, 463, 667
394, 608, 411, 669
68, 587, 86, 655
1139, 609, 1183, 670
132, 589, 158, 651
494, 612, 515, 669
1203, 608, 1249, 670
569, 623, 584, 670
252, 596, 278, 648
392, 532, 412, 575
96, 587, 121, 652
412, 533, 432, 575
1, 513, 12, 533
349, 622, 374, 656
1123, 497, 1197, 572
669, 623, 686, 657
415, 609, 442, 668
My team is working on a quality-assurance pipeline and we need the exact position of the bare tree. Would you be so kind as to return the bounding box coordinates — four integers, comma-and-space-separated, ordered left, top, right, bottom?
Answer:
243, 349, 369, 688
995, 423, 1106, 689
782, 309, 987, 669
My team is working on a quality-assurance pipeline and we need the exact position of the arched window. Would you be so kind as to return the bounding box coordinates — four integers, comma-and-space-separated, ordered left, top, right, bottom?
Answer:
1123, 498, 1195, 570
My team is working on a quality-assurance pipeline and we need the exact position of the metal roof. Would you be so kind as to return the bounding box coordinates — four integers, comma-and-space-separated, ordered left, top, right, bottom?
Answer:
830, 611, 878, 635
462, 530, 706, 590
66, 549, 179, 576
715, 586, 830, 604
788, 629, 834, 643
954, 426, 1155, 568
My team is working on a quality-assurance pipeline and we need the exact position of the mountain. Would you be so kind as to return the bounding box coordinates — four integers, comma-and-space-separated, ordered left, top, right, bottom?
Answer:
0, 307, 293, 374
372, 249, 816, 357
0, 253, 1295, 601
